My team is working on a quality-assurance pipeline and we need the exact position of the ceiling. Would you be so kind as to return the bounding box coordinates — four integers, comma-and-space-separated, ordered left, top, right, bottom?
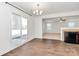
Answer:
11, 2, 79, 16
43, 15, 79, 22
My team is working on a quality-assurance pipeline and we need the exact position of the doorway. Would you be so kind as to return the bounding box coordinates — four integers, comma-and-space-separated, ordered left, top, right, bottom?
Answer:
42, 19, 60, 40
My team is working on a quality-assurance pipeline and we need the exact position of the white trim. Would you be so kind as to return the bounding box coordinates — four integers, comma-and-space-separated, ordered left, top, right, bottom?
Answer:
61, 27, 79, 41
0, 38, 34, 56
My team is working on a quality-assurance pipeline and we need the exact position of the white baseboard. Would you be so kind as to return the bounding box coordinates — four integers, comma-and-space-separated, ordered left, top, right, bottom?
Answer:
43, 33, 60, 34
0, 37, 34, 56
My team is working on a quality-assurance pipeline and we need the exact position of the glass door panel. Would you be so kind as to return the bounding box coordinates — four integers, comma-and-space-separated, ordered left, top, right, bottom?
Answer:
11, 13, 27, 40
21, 17, 27, 39
11, 13, 21, 39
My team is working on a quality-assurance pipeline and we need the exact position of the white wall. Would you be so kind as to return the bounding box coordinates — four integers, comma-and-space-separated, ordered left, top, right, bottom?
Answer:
43, 16, 79, 33
33, 16, 43, 38
27, 16, 35, 40
0, 3, 11, 54
0, 2, 34, 55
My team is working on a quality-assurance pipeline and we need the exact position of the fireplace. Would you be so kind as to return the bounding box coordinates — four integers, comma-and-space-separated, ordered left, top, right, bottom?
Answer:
64, 32, 79, 44
61, 28, 79, 44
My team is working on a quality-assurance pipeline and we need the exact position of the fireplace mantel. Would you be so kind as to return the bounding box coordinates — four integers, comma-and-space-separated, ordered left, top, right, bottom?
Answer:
61, 27, 79, 41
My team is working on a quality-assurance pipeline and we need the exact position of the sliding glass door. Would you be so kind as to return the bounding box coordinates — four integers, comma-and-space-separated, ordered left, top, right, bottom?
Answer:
11, 13, 27, 40
21, 17, 27, 39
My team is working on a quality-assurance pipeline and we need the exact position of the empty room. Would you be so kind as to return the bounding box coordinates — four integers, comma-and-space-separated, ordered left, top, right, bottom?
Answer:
0, 2, 79, 56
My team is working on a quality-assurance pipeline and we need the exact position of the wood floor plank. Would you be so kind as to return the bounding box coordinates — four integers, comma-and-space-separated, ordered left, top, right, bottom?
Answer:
3, 39, 79, 56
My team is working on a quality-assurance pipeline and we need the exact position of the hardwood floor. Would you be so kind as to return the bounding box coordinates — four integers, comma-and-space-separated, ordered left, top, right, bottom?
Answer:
3, 38, 79, 56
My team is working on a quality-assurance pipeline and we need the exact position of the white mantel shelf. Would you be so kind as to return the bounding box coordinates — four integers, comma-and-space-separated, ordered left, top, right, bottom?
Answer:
61, 27, 79, 41
61, 27, 79, 30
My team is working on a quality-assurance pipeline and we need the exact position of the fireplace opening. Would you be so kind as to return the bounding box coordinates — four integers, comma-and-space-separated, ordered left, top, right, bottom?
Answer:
64, 32, 79, 44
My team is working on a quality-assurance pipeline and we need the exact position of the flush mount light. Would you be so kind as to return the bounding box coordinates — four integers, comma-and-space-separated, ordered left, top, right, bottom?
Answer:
33, 4, 43, 15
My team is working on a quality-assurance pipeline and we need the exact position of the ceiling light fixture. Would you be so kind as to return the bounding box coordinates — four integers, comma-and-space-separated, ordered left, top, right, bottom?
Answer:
59, 17, 66, 22
33, 4, 43, 15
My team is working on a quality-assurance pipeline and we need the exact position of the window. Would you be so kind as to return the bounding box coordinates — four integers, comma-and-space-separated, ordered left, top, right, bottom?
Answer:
21, 17, 27, 39
47, 23, 52, 30
68, 22, 75, 27
11, 13, 27, 39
